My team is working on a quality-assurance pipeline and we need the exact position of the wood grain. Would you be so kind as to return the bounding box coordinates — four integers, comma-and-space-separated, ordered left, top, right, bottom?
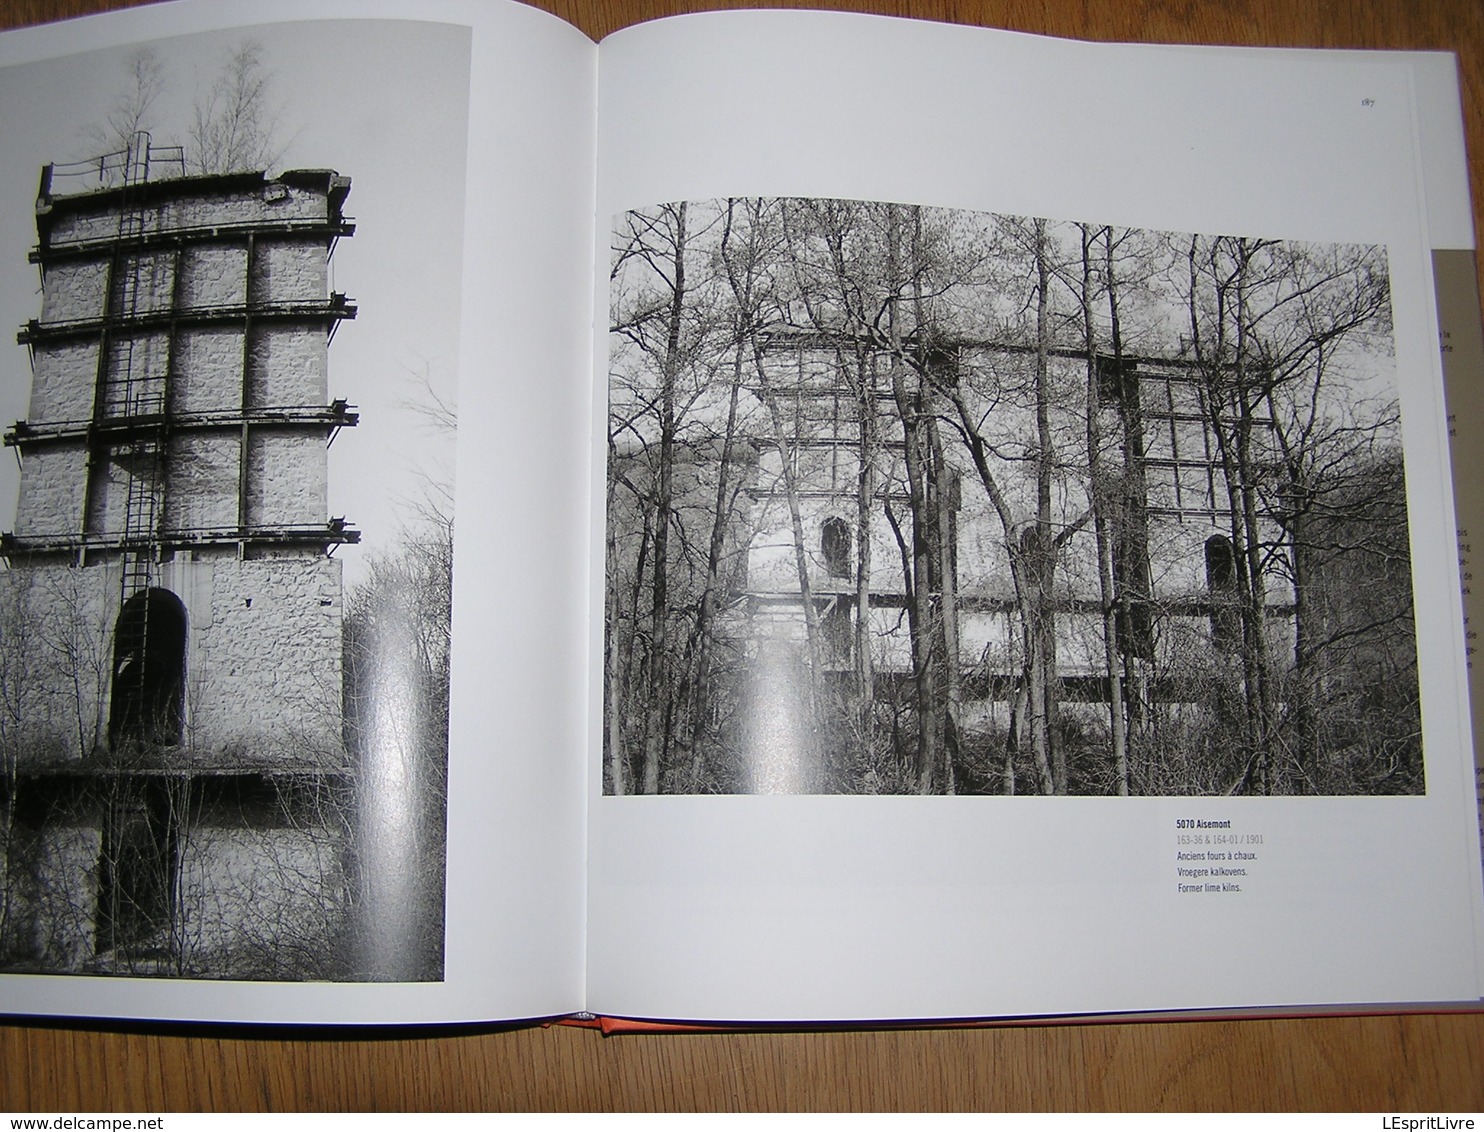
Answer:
2, 0, 1483, 1113
4, 1014, 1484, 1110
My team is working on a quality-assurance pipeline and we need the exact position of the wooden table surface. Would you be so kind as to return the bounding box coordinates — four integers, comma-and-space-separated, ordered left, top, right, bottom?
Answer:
3, 0, 1484, 1113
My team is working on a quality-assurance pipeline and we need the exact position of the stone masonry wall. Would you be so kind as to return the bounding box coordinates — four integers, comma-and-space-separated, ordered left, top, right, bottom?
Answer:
171, 329, 243, 414
19, 173, 339, 543
162, 434, 239, 533
1, 776, 349, 976
28, 341, 97, 423
0, 563, 115, 765
47, 182, 332, 246
180, 244, 248, 309
1, 816, 101, 972
39, 260, 107, 324
100, 331, 170, 416
253, 241, 324, 303
187, 554, 345, 767
249, 327, 327, 407
0, 553, 344, 770
247, 431, 326, 526
118, 251, 176, 314
14, 447, 87, 537
180, 817, 345, 977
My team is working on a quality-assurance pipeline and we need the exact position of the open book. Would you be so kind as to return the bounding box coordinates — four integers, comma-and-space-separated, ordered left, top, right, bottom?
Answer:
0, 0, 1480, 1027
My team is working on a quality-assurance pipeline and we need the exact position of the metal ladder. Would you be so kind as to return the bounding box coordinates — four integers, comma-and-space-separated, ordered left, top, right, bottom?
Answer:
110, 134, 168, 743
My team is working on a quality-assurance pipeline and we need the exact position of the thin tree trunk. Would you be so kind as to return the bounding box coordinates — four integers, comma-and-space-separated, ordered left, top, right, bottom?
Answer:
605, 458, 627, 795
1288, 502, 1318, 789
942, 379, 1029, 793
1081, 225, 1129, 796
886, 205, 940, 794
1030, 219, 1060, 795
641, 202, 687, 795
1189, 236, 1267, 793
1233, 238, 1278, 793
910, 210, 957, 795
802, 202, 878, 752
677, 203, 754, 789
724, 239, 826, 772
1004, 673, 1025, 796
854, 351, 876, 742
1110, 231, 1150, 750
928, 414, 959, 795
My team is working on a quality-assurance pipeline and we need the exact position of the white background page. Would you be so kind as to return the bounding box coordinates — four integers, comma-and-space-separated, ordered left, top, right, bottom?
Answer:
588, 10, 1484, 1022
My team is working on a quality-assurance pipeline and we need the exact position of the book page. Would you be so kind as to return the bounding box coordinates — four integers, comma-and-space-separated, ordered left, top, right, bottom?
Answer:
0, 0, 595, 1024
589, 12, 1484, 1021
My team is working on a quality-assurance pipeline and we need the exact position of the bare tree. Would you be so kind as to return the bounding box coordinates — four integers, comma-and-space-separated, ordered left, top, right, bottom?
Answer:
79, 47, 165, 179
341, 375, 453, 980
342, 531, 450, 980
609, 202, 762, 793
605, 197, 1417, 798
189, 40, 282, 176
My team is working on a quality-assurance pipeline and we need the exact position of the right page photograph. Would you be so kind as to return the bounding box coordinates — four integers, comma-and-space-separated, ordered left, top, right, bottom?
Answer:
607, 199, 1412, 800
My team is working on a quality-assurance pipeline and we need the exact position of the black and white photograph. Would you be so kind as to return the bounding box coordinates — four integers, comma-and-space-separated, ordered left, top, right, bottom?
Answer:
606, 197, 1419, 797
0, 20, 468, 980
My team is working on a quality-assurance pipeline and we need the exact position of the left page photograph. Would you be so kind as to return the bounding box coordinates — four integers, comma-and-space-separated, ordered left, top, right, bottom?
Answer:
0, 0, 598, 1024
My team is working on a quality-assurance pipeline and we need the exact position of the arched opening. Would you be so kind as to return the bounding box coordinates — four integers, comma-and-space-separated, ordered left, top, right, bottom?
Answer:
821, 516, 852, 580
820, 517, 854, 664
108, 587, 187, 751
1205, 534, 1240, 652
